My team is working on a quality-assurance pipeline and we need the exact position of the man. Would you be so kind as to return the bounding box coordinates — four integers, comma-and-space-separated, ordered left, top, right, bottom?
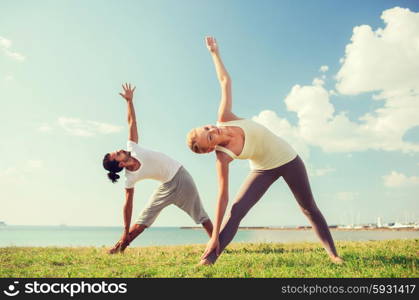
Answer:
103, 83, 213, 253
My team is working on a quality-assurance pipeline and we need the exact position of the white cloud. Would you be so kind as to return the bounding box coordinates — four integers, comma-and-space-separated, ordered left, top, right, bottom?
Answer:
5, 51, 25, 61
27, 160, 43, 169
0, 167, 18, 177
313, 167, 336, 177
336, 7, 419, 95
58, 117, 123, 137
312, 77, 324, 86
383, 171, 419, 188
4, 75, 14, 82
38, 123, 53, 133
0, 37, 12, 48
0, 167, 25, 184
319, 65, 329, 73
253, 7, 419, 154
0, 160, 43, 184
0, 36, 25, 61
336, 191, 359, 202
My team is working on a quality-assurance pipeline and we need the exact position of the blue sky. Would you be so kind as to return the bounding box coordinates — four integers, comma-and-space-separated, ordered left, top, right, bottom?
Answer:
1, 0, 418, 227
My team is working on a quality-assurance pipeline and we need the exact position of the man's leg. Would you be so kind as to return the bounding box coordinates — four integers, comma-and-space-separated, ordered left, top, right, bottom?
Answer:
120, 223, 148, 252
108, 224, 148, 254
109, 185, 171, 254
173, 167, 214, 238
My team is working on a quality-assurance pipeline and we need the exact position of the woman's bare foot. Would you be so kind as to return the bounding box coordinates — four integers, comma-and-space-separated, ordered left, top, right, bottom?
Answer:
330, 255, 344, 264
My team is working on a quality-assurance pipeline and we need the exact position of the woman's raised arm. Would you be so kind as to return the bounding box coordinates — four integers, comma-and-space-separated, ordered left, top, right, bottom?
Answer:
206, 36, 240, 123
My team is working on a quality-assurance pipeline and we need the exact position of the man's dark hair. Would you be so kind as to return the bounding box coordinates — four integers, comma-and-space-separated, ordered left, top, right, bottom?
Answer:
103, 153, 123, 183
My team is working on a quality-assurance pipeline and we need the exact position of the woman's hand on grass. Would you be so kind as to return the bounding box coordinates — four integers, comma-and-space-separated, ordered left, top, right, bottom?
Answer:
201, 237, 220, 260
119, 83, 136, 102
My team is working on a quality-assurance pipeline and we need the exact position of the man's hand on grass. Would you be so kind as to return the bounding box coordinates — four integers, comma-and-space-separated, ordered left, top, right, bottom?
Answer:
108, 232, 131, 254
108, 240, 122, 254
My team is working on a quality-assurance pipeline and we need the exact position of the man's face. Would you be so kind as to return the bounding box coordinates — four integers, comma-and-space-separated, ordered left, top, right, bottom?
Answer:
109, 149, 131, 163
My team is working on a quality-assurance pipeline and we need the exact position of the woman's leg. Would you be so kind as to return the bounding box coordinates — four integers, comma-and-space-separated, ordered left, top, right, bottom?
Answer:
204, 169, 280, 264
282, 156, 342, 261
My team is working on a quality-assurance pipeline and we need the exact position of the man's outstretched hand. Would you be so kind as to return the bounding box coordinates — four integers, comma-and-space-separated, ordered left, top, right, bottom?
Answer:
119, 83, 136, 102
108, 231, 131, 254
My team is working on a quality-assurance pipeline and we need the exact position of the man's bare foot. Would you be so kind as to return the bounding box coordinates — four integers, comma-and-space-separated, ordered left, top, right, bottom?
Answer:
108, 247, 119, 254
119, 241, 130, 253
330, 256, 344, 264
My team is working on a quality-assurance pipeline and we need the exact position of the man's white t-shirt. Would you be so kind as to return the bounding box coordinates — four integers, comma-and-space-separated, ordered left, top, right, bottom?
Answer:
125, 140, 182, 189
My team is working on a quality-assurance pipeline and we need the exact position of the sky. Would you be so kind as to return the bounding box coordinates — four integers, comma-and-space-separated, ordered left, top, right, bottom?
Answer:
1, 0, 418, 227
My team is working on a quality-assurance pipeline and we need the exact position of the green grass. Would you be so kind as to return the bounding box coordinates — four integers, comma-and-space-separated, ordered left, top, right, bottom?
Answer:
0, 239, 417, 278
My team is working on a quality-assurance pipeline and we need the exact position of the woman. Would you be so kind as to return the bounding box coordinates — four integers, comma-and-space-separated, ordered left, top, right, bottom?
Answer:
187, 37, 343, 265
103, 83, 213, 253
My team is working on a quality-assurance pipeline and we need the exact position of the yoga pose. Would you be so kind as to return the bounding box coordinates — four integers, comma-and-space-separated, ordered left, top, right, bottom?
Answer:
103, 83, 213, 253
187, 37, 343, 265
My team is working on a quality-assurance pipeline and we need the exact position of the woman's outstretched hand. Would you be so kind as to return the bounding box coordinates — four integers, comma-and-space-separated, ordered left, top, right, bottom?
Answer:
201, 237, 220, 260
205, 36, 218, 54
119, 83, 136, 102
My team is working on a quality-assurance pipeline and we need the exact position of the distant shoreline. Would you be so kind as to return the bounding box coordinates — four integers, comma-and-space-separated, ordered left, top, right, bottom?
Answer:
1, 224, 418, 232
180, 226, 419, 231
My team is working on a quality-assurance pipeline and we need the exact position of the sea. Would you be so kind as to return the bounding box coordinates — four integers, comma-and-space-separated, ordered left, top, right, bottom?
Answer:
0, 226, 418, 247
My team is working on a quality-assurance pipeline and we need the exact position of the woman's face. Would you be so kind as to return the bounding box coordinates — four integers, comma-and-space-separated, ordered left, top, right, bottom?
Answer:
194, 124, 222, 153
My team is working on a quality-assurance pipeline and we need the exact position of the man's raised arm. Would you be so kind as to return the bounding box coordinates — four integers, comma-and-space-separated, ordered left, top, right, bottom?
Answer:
119, 83, 138, 143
